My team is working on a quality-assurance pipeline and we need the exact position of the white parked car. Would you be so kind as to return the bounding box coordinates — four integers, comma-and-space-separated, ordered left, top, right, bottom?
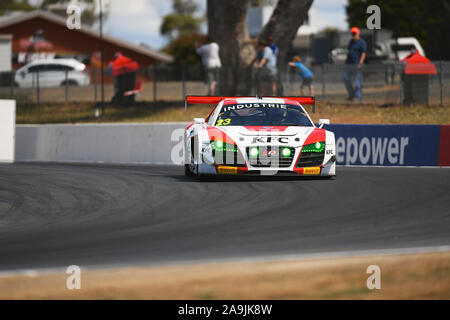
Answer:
330, 37, 425, 64
380, 37, 426, 61
329, 47, 348, 64
14, 59, 90, 88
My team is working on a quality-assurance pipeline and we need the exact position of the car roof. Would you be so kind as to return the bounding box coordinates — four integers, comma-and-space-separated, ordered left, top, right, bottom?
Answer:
210, 97, 311, 124
25, 58, 85, 67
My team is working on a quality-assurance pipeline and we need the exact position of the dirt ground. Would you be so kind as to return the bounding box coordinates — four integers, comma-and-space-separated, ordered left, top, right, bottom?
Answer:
1, 251, 449, 299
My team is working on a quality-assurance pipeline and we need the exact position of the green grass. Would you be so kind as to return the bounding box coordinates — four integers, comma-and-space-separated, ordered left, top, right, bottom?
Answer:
0, 93, 34, 105
16, 100, 210, 124
15, 100, 450, 125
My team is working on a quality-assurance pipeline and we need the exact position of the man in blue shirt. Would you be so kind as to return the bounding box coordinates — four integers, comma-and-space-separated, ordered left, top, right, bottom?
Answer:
343, 27, 366, 101
289, 56, 314, 96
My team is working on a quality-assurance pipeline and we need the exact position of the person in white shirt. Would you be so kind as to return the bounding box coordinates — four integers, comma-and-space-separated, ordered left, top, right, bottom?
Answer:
196, 36, 222, 95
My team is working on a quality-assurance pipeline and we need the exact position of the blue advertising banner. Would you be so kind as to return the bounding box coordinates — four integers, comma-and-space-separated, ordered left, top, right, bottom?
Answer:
323, 124, 441, 166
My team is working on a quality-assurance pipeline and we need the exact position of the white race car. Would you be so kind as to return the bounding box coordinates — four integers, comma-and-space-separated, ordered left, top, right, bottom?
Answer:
184, 96, 336, 178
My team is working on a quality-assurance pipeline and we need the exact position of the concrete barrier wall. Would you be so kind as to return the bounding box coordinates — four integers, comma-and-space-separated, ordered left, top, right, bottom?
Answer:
16, 123, 188, 164
15, 122, 450, 166
0, 100, 15, 163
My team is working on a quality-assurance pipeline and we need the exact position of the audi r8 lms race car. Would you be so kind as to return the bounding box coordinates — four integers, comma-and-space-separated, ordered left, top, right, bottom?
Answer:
184, 96, 336, 177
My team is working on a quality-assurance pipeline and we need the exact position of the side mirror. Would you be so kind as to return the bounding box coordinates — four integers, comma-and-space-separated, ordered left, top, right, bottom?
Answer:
318, 119, 330, 128
21, 71, 26, 78
194, 118, 205, 125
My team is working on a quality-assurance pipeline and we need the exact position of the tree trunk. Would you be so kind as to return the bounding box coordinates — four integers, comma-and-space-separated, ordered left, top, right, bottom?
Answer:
207, 0, 255, 95
207, 0, 314, 95
258, 0, 314, 68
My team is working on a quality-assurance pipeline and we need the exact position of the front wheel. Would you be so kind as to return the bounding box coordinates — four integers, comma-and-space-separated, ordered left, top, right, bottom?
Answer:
184, 164, 194, 177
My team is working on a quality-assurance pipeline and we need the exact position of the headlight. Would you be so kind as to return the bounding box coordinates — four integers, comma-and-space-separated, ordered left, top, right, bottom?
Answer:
281, 147, 292, 157
211, 140, 238, 152
249, 147, 259, 157
301, 141, 325, 153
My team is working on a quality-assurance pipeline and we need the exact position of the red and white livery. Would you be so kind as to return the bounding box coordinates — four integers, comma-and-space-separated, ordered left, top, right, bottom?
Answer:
184, 96, 336, 178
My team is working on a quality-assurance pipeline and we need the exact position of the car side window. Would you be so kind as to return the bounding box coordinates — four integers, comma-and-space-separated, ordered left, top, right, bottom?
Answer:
46, 64, 62, 72
61, 65, 74, 71
46, 64, 74, 72
28, 64, 47, 73
28, 65, 38, 73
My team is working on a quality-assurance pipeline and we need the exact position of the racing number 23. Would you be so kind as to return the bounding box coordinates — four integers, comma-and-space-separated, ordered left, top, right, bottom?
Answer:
217, 118, 231, 126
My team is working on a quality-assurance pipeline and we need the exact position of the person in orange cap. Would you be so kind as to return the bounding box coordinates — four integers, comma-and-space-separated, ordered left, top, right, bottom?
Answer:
343, 27, 367, 101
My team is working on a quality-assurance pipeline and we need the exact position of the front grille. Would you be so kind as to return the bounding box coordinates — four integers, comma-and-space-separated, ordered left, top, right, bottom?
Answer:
212, 149, 246, 167
296, 151, 324, 167
246, 146, 295, 168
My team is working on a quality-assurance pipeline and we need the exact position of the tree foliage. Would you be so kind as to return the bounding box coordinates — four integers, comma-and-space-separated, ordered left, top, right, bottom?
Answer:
0, 0, 35, 15
163, 33, 205, 64
346, 0, 450, 60
172, 0, 197, 15
160, 14, 202, 40
0, 0, 107, 26
160, 0, 203, 40
160, 0, 204, 65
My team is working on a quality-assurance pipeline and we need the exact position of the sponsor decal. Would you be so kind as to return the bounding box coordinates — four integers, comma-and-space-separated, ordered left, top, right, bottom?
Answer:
252, 136, 289, 144
217, 166, 238, 174
202, 144, 212, 153
328, 124, 440, 166
262, 149, 278, 157
216, 118, 231, 126
303, 167, 321, 175
222, 103, 287, 112
336, 136, 410, 165
244, 126, 288, 132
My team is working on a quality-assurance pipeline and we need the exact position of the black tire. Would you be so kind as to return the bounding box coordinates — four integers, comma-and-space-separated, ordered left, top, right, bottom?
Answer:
184, 164, 194, 177
186, 136, 199, 177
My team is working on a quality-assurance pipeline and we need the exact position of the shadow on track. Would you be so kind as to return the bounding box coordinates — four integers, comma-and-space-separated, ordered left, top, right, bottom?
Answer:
173, 174, 336, 183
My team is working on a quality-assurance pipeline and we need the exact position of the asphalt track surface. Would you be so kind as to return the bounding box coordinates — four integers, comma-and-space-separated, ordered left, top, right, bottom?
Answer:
0, 163, 449, 272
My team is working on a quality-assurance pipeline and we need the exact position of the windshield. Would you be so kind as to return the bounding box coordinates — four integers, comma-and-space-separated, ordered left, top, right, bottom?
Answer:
215, 103, 313, 127
391, 44, 416, 52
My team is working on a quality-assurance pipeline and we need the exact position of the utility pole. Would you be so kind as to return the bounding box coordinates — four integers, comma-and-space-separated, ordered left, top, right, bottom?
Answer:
99, 0, 105, 113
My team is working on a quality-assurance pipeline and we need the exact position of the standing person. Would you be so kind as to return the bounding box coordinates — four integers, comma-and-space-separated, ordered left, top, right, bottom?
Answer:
288, 56, 314, 96
257, 41, 278, 96
267, 36, 279, 62
196, 36, 222, 95
248, 41, 277, 96
343, 27, 366, 101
